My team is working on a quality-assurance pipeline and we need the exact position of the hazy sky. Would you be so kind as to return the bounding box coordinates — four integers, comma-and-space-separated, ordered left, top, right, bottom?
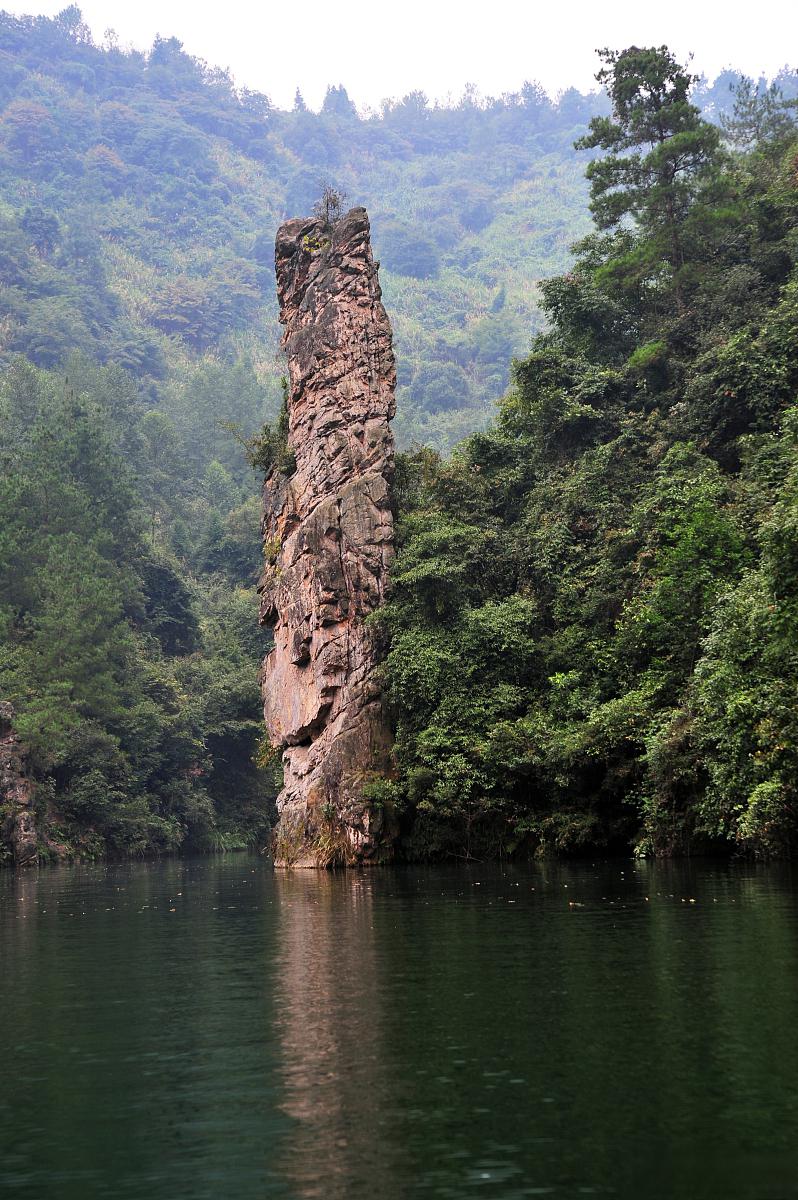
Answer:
6, 0, 798, 110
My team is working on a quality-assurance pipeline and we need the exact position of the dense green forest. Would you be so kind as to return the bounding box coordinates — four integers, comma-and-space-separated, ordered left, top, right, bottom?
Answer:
2, 8, 790, 445
0, 4, 615, 451
1, 9, 796, 861
0, 356, 273, 857
378, 48, 798, 859
0, 6, 609, 862
0, 5, 611, 861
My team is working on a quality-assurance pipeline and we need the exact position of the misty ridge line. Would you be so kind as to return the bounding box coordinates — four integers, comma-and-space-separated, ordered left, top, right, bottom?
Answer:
4, 7, 797, 121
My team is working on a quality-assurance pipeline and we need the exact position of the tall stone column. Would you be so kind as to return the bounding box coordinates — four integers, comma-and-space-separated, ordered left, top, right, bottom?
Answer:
259, 208, 396, 867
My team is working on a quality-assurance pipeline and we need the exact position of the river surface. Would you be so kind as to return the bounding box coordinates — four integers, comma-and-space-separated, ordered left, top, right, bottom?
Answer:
1, 855, 797, 1199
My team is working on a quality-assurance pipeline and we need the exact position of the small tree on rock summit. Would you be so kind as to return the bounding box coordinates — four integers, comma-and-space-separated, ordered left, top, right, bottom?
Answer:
313, 184, 347, 230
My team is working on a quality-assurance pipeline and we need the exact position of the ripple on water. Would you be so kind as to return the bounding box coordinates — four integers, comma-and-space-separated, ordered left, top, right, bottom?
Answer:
1, 856, 798, 1199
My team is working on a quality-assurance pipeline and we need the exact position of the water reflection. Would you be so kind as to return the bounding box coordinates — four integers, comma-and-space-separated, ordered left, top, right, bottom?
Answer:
0, 857, 287, 1199
272, 870, 400, 1199
270, 860, 798, 1199
2, 857, 798, 1199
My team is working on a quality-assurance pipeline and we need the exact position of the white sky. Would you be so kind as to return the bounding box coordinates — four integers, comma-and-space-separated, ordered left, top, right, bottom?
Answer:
6, 0, 798, 110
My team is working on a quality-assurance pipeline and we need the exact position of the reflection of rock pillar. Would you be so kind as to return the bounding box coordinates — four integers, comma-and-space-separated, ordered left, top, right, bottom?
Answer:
260, 208, 396, 867
271, 872, 398, 1198
0, 702, 37, 865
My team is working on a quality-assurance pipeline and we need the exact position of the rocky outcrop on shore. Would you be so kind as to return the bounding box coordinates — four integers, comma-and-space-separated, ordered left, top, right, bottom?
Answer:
259, 208, 396, 866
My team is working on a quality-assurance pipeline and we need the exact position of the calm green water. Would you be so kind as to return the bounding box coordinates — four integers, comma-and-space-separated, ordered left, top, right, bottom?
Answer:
1, 856, 797, 1199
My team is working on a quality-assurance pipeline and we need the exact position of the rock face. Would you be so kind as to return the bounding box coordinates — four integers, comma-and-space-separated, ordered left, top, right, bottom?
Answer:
259, 207, 396, 867
0, 702, 37, 866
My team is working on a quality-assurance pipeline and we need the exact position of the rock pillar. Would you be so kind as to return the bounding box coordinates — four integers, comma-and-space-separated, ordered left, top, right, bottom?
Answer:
259, 208, 396, 866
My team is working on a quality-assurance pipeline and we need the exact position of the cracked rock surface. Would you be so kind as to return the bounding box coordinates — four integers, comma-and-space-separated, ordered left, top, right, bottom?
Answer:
259, 208, 396, 866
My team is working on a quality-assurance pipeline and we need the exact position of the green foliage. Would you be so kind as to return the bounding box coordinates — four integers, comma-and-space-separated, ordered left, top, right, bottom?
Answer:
720, 75, 798, 150
0, 8, 615, 450
377, 220, 441, 279
0, 18, 796, 864
381, 47, 798, 860
239, 385, 296, 477
576, 46, 721, 315
0, 361, 275, 860
0, 12, 773, 452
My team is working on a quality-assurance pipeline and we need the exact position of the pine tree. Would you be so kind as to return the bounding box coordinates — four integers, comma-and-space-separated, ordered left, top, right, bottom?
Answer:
576, 46, 720, 312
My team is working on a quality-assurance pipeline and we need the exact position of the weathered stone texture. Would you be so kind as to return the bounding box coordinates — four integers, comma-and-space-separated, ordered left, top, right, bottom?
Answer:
259, 208, 396, 866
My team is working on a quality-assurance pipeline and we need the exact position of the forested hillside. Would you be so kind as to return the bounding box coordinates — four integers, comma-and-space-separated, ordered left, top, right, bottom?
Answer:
1, 9, 796, 862
0, 6, 608, 860
378, 48, 798, 859
4, 9, 788, 448
0, 5, 612, 452
0, 6, 607, 861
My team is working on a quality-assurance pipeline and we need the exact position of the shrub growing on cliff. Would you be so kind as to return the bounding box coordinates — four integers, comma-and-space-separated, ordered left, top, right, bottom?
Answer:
239, 381, 296, 477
